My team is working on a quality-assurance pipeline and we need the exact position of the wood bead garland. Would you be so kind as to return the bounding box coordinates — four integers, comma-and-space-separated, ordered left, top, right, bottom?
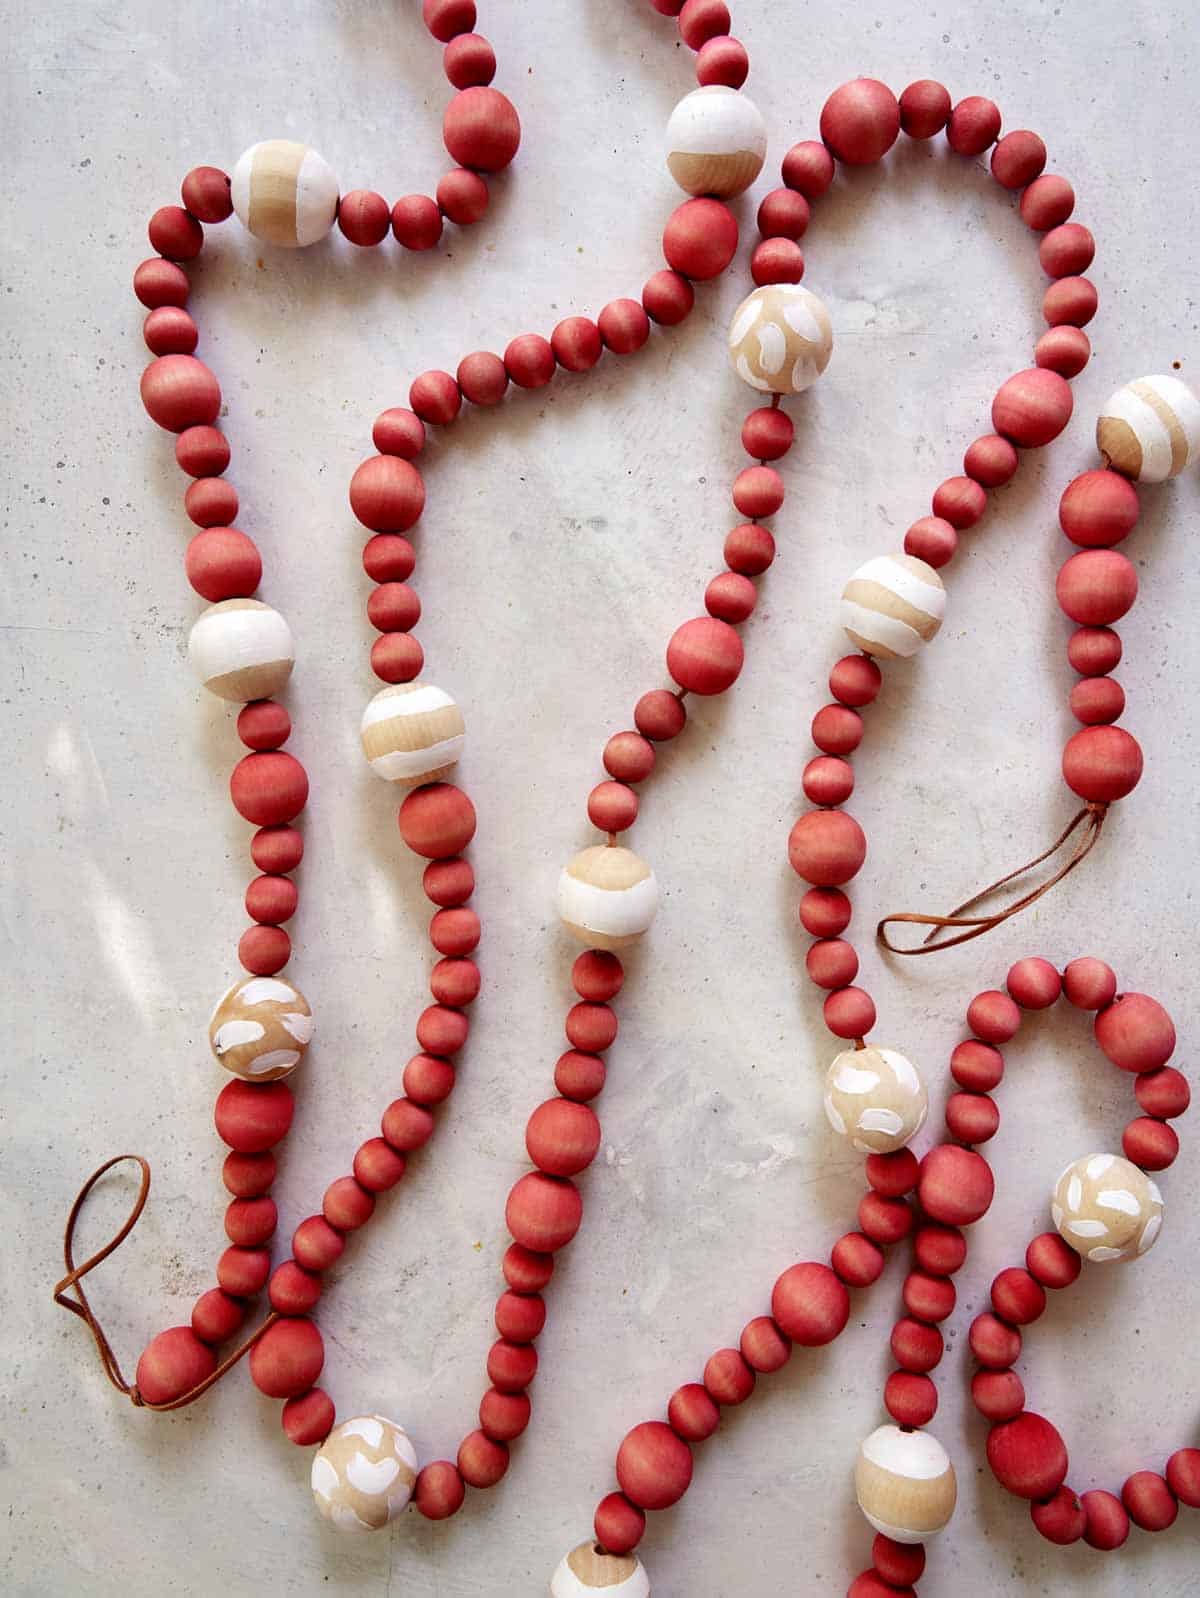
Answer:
360, 683, 465, 784
665, 84, 767, 197
557, 845, 658, 949
727, 283, 832, 393
209, 975, 313, 1081
231, 141, 339, 248
311, 1415, 418, 1531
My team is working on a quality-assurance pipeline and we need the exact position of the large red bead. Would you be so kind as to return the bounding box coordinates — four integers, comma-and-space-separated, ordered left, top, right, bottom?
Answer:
1025, 1231, 1082, 1289
616, 1421, 693, 1510
399, 783, 476, 858
415, 1460, 466, 1519
135, 1326, 217, 1405
819, 78, 900, 164
525, 1098, 601, 1176
185, 527, 261, 602
1056, 549, 1137, 625
787, 809, 866, 886
1031, 1485, 1086, 1545
771, 1261, 850, 1346
1062, 725, 1143, 802
505, 1172, 582, 1252
662, 198, 738, 280
140, 354, 220, 432
443, 86, 520, 171
1082, 1488, 1130, 1549
248, 1317, 323, 1399
230, 752, 308, 826
667, 616, 744, 695
594, 1492, 646, 1556
1095, 991, 1175, 1073
214, 1079, 293, 1152
1060, 468, 1140, 549
992, 368, 1073, 447
899, 78, 951, 138
987, 1412, 1068, 1499
918, 1144, 994, 1226
349, 455, 425, 532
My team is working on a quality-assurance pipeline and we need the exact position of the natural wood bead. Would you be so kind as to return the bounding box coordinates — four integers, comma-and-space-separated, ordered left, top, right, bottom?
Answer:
885, 1369, 938, 1427
176, 424, 230, 478
1043, 275, 1098, 327
457, 1429, 509, 1488
855, 1425, 957, 1543
992, 367, 1073, 447
480, 1387, 531, 1441
616, 1421, 693, 1510
990, 129, 1046, 189
635, 689, 686, 741
820, 78, 900, 165
185, 527, 260, 601
1006, 956, 1062, 1008
1097, 373, 1200, 481
134, 256, 189, 308
841, 553, 945, 658
361, 682, 464, 786
972, 1367, 1026, 1422
437, 167, 489, 225
444, 33, 496, 89
144, 305, 198, 355
803, 756, 854, 807
728, 283, 832, 394
642, 269, 695, 325
1062, 724, 1143, 801
312, 1415, 417, 1529
1135, 1065, 1190, 1119
398, 782, 476, 858
250, 1315, 323, 1399
1062, 955, 1117, 1009
751, 238, 804, 285
831, 1230, 885, 1287
1166, 1448, 1200, 1508
182, 164, 233, 223
666, 85, 766, 198
740, 1315, 791, 1372
963, 433, 1019, 486
830, 654, 882, 706
1070, 676, 1124, 725
148, 204, 203, 261
410, 369, 462, 425
442, 86, 520, 171
1021, 172, 1075, 229
505, 332, 556, 389
951, 1039, 1004, 1091
771, 1261, 849, 1345
904, 516, 956, 568
663, 196, 738, 280
593, 1493, 646, 1558
899, 79, 951, 139
696, 34, 749, 88
946, 95, 1001, 156
668, 1381, 720, 1441
824, 1045, 928, 1153
231, 141, 338, 247
350, 454, 425, 531
704, 1346, 755, 1405
1053, 1151, 1163, 1261
141, 353, 220, 432
1082, 1488, 1131, 1549
788, 808, 867, 886
551, 1542, 649, 1596
1096, 991, 1176, 1072
505, 1172, 582, 1252
135, 1326, 217, 1405
1068, 626, 1122, 676
986, 1412, 1068, 1501
914, 1223, 967, 1276
945, 1090, 1000, 1144
757, 187, 810, 241
391, 194, 443, 250
187, 599, 293, 703
557, 844, 657, 949
423, 0, 475, 42
551, 316, 602, 372
932, 475, 986, 529
781, 139, 835, 197
191, 1288, 244, 1344
918, 1144, 994, 1226
245, 874, 298, 926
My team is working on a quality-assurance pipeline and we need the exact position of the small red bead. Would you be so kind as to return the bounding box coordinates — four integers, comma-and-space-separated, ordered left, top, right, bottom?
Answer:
292, 1215, 345, 1273
244, 874, 298, 926
668, 1382, 721, 1442
704, 570, 757, 622
457, 1430, 509, 1488
479, 1387, 531, 1442
1122, 1470, 1179, 1531
805, 936, 859, 988
872, 1534, 926, 1586
423, 857, 474, 908
914, 1223, 967, 1276
1068, 626, 1123, 677
991, 1266, 1046, 1325
353, 1137, 407, 1192
494, 1290, 546, 1344
858, 1191, 912, 1245
430, 906, 481, 955
1044, 276, 1098, 328
695, 33, 748, 87
1006, 956, 1062, 1008
918, 1144, 994, 1226
192, 1287, 245, 1345
945, 1091, 1000, 1144
884, 1369, 938, 1427
141, 354, 221, 433
323, 1175, 375, 1231
185, 527, 261, 601
972, 1367, 1026, 1422
237, 923, 289, 976
391, 194, 443, 250
598, 298, 650, 356
456, 350, 508, 406
1040, 221, 1095, 277
1095, 990, 1176, 1073
181, 165, 232, 223
423, 0, 475, 42
594, 1493, 646, 1555
662, 197, 738, 280
970, 1311, 1022, 1369
144, 305, 198, 356
1135, 1066, 1190, 1119
404, 1053, 457, 1106
820, 78, 900, 165
992, 368, 1073, 448
487, 1338, 537, 1393
1166, 1448, 1200, 1508
399, 783, 476, 859
565, 1001, 618, 1053
505, 1172, 582, 1253
932, 475, 987, 529
1070, 676, 1125, 726
381, 1098, 435, 1153
410, 369, 462, 427
899, 79, 951, 139
904, 515, 957, 568
733, 465, 785, 519
1025, 1231, 1082, 1289
825, 986, 876, 1040
502, 1244, 554, 1294
742, 407, 795, 462
642, 269, 695, 326
587, 780, 639, 833
437, 167, 489, 225
135, 1326, 217, 1405
849, 1574, 915, 1598
1021, 174, 1076, 229
551, 316, 603, 372
951, 1039, 1005, 1091
867, 1149, 919, 1198
704, 1347, 755, 1405
572, 949, 624, 1001
891, 1317, 943, 1373
338, 189, 391, 245
216, 1244, 270, 1295
635, 689, 686, 741
1031, 1485, 1086, 1545
781, 140, 835, 198
811, 704, 863, 755
830, 1231, 885, 1287
1062, 955, 1117, 1010
799, 886, 852, 937
175, 425, 230, 478
751, 238, 804, 285
415, 1460, 466, 1520
282, 1387, 335, 1446
249, 1316, 324, 1399
1062, 725, 1143, 802
1082, 1488, 1130, 1550
829, 654, 882, 706
963, 433, 1019, 487
756, 187, 810, 241
134, 257, 189, 308
967, 989, 1022, 1043
771, 1261, 850, 1345
429, 957, 480, 1007
616, 1421, 693, 1510
603, 732, 654, 785
222, 1150, 276, 1197
554, 1050, 606, 1102
987, 1412, 1068, 1500
149, 204, 204, 261
725, 522, 776, 575
373, 408, 426, 459
442, 86, 520, 172
269, 1260, 322, 1315
183, 477, 238, 528
740, 1315, 792, 1373
1036, 325, 1091, 377
443, 33, 495, 89
504, 333, 556, 389
991, 129, 1047, 188
946, 95, 1002, 156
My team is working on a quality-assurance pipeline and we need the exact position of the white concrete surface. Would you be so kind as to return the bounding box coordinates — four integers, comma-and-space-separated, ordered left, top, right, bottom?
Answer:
4, 2, 1199, 1594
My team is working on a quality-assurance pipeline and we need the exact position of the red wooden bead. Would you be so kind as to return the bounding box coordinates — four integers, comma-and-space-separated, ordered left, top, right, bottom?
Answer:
1096, 991, 1175, 1073
192, 1288, 244, 1345
617, 1421, 693, 1510
872, 1534, 926, 1586
141, 354, 220, 432
1040, 221, 1095, 278
504, 332, 556, 389
374, 619, 423, 678
599, 298, 651, 356
678, 0, 729, 49
399, 782, 476, 858
594, 1493, 646, 1556
991, 129, 1047, 189
820, 78, 900, 165
724, 522, 776, 576
430, 905, 481, 954
279, 1389, 333, 1448
1059, 469, 1140, 549
1035, 324, 1091, 377
1062, 725, 1143, 802
662, 198, 738, 280
914, 1223, 967, 1275
964, 433, 1019, 487
175, 424, 230, 478
149, 204, 204, 261
799, 887, 852, 937
144, 305, 198, 356
424, 857, 474, 907
291, 1215, 345, 1273
183, 477, 238, 528
891, 1316, 943, 1373
741, 412, 794, 469
867, 1148, 919, 1198
134, 256, 190, 308
586, 779, 639, 835
215, 1079, 293, 1152
367, 581, 421, 633
1025, 1230, 1082, 1289
230, 752, 308, 828
992, 368, 1073, 447
361, 535, 414, 586
571, 949, 624, 1001
487, 1337, 538, 1393
788, 809, 866, 886
831, 1230, 885, 1287
182, 164, 233, 223
825, 986, 877, 1040
136, 1326, 217, 1405
373, 407, 426, 459
353, 1137, 407, 1192
1068, 627, 1122, 677
184, 527, 260, 601
1135, 1066, 1190, 1119
415, 1460, 466, 1519
988, 1412, 1068, 1500
1166, 1448, 1200, 1508
1082, 1489, 1130, 1549
696, 34, 748, 87
771, 1261, 849, 1345
506, 1172, 582, 1252
811, 703, 863, 754
1007, 957, 1062, 1009
225, 1194, 278, 1248
1044, 276, 1098, 328
884, 1369, 938, 1427
904, 515, 957, 568
899, 79, 951, 139
967, 989, 1022, 1043
991, 1266, 1046, 1326
442, 87, 520, 172
455, 350, 507, 406
642, 269, 695, 325
970, 1311, 1022, 1369
1070, 676, 1124, 725
249, 1316, 323, 1398
756, 187, 810, 241
551, 316, 602, 372
323, 1175, 375, 1231
526, 1098, 601, 1176
946, 95, 1001, 155
782, 139, 835, 198
829, 654, 882, 706
437, 167, 489, 225
602, 733, 654, 787
635, 688, 687, 741
410, 370, 462, 427
391, 194, 443, 250
424, 0, 475, 41
404, 1052, 456, 1105
1063, 955, 1118, 1010
1031, 1485, 1086, 1545
222, 1150, 276, 1197
350, 454, 425, 532
430, 956, 480, 1007
751, 239, 804, 285
801, 751, 855, 804
381, 1098, 435, 1152
555, 1051, 606, 1101
946, 1090, 1000, 1144
919, 1144, 994, 1226
972, 1367, 1026, 1422
479, 1387, 531, 1441
217, 1244, 271, 1295
668, 1382, 721, 1441
503, 1243, 554, 1294
932, 475, 987, 529
494, 1290, 546, 1344
269, 1260, 322, 1315
951, 1039, 1004, 1091
805, 936, 858, 988
849, 1574, 915, 1598
457, 1430, 509, 1488
444, 33, 496, 89
704, 1346, 755, 1405
565, 1000, 617, 1052
667, 616, 744, 695
740, 1315, 791, 1373
338, 189, 390, 245
415, 1003, 469, 1054
1123, 1115, 1181, 1172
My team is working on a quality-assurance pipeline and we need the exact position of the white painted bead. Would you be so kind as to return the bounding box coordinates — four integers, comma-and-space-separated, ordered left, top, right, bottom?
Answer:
551, 1542, 651, 1596
360, 682, 465, 785
557, 845, 658, 950
824, 1045, 928, 1153
728, 283, 832, 394
209, 974, 313, 1081
855, 1424, 957, 1544
665, 85, 767, 198
1052, 1151, 1163, 1262
840, 553, 945, 659
311, 1415, 417, 1532
232, 140, 339, 248
1097, 374, 1200, 483
187, 598, 295, 702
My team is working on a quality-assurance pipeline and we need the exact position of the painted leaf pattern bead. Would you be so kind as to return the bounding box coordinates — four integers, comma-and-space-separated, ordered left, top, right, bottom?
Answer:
311, 1414, 418, 1531
727, 283, 833, 394
840, 553, 946, 659
824, 1045, 929, 1153
209, 975, 314, 1081
1051, 1152, 1163, 1262
550, 1542, 651, 1596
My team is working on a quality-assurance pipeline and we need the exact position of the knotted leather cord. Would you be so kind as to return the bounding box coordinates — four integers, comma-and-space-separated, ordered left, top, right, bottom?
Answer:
877, 802, 1108, 955
53, 1153, 278, 1409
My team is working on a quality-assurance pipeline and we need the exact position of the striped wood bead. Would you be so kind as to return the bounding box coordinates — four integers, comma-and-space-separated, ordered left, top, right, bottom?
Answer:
231, 141, 339, 248
840, 553, 945, 659
557, 845, 658, 950
1096, 374, 1200, 483
360, 682, 465, 785
188, 598, 295, 701
665, 85, 767, 198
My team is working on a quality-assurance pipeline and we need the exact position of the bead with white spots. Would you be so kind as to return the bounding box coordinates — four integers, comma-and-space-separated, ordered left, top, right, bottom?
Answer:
1096, 374, 1200, 483
209, 975, 313, 1081
232, 140, 339, 248
188, 598, 295, 702
824, 1044, 928, 1154
557, 844, 658, 950
840, 553, 946, 659
311, 1415, 417, 1531
1052, 1151, 1163, 1262
550, 1542, 651, 1596
360, 682, 465, 785
855, 1423, 958, 1544
727, 283, 833, 395
666, 85, 767, 199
